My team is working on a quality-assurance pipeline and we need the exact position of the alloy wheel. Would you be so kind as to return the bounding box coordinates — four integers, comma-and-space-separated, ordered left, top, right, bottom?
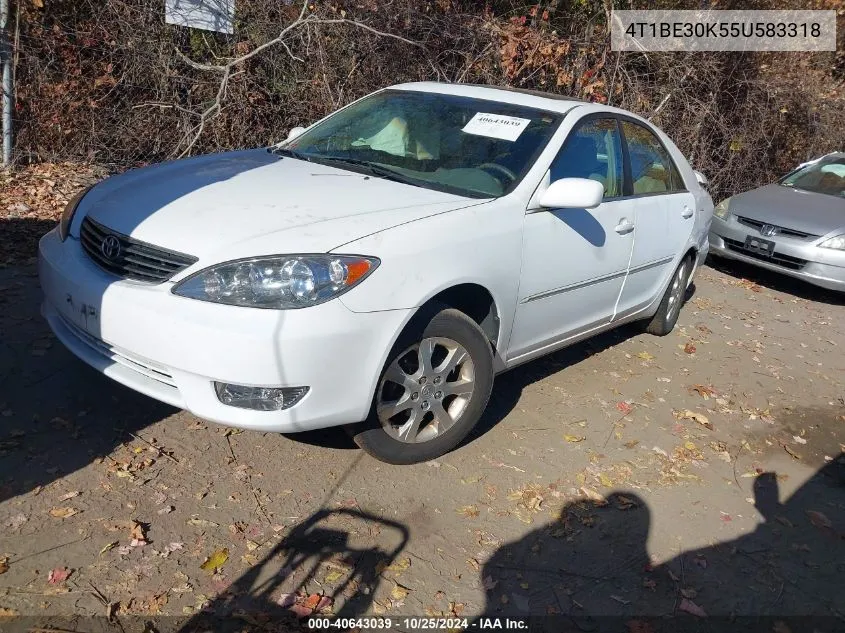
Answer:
376, 337, 476, 443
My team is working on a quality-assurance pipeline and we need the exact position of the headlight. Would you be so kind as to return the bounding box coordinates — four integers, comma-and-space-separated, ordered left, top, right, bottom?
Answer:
714, 197, 732, 219
818, 234, 845, 251
172, 255, 379, 309
58, 186, 93, 241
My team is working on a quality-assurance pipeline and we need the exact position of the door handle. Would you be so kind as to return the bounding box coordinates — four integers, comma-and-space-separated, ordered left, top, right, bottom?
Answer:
614, 219, 635, 235
681, 206, 694, 219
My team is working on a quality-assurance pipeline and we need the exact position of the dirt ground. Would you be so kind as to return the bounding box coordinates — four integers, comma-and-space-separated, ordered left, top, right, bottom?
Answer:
1, 211, 845, 631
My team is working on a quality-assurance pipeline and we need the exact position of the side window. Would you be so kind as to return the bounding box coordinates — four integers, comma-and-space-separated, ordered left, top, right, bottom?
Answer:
621, 121, 685, 195
550, 118, 624, 199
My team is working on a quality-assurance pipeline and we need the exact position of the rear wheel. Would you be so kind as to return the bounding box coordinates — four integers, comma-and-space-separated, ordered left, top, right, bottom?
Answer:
645, 255, 692, 336
351, 307, 493, 465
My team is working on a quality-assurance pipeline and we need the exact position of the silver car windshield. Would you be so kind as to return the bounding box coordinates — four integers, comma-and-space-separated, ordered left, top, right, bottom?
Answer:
780, 156, 845, 198
279, 90, 563, 199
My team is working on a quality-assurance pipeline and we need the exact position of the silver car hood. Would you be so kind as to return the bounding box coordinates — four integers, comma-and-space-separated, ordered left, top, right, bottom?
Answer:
730, 184, 845, 236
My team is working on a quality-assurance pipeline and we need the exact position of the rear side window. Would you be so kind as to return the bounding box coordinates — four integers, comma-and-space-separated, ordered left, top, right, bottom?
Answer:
551, 118, 624, 199
621, 121, 685, 195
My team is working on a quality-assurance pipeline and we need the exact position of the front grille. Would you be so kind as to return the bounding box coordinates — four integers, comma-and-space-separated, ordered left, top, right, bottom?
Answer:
736, 216, 818, 240
59, 313, 177, 388
80, 217, 198, 283
723, 237, 808, 270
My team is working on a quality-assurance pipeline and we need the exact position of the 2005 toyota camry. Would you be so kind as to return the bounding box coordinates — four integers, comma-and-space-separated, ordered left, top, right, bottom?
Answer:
39, 82, 713, 464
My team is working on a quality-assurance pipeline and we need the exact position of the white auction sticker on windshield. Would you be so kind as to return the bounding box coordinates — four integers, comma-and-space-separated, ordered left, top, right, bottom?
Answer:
462, 113, 531, 142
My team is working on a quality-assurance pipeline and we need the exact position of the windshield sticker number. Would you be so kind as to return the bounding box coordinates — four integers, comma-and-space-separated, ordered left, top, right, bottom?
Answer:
462, 113, 531, 142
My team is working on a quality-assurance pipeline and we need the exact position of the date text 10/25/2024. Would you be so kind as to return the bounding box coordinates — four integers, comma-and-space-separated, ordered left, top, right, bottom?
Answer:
306, 617, 528, 630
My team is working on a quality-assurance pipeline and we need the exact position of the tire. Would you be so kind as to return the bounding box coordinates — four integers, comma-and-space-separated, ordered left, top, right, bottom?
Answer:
351, 305, 494, 465
645, 255, 692, 336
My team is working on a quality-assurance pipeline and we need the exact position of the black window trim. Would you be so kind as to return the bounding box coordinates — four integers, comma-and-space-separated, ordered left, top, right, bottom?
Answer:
616, 114, 688, 198
550, 112, 688, 201
551, 113, 627, 201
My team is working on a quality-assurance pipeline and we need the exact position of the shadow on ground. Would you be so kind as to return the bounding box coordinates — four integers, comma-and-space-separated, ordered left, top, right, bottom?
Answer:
706, 255, 845, 306
473, 454, 845, 631
0, 219, 178, 504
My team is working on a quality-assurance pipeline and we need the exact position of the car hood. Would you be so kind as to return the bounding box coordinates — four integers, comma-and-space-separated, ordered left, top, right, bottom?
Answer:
730, 184, 845, 237
76, 149, 485, 261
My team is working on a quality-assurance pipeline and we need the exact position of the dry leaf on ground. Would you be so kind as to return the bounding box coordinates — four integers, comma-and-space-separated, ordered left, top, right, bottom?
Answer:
48, 567, 72, 584
200, 548, 229, 573
49, 507, 79, 519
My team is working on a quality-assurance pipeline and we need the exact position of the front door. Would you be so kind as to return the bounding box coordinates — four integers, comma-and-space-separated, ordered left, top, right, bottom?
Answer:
508, 117, 635, 362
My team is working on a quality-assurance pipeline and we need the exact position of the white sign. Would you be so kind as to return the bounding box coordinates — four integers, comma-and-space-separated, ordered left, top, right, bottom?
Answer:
462, 113, 531, 142
166, 0, 235, 35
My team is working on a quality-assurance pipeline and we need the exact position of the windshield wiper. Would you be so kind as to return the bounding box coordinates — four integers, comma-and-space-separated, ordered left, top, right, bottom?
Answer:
315, 156, 421, 186
270, 146, 312, 162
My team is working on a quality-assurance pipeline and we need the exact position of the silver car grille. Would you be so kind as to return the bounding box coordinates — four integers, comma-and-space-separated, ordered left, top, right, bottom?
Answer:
736, 216, 819, 240
80, 217, 198, 283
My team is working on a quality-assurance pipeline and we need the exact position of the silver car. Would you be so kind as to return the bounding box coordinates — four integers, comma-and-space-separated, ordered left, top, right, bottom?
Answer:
709, 152, 845, 292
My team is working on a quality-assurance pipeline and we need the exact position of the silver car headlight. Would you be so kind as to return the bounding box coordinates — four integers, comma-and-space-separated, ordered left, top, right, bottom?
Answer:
714, 197, 732, 220
58, 186, 93, 241
818, 234, 845, 251
172, 255, 379, 309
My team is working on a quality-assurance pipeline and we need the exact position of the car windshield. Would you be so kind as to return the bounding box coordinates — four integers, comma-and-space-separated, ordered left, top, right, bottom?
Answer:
277, 89, 563, 198
779, 155, 845, 198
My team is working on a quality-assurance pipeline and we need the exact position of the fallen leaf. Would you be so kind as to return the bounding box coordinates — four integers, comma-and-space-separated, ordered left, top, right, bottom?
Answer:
49, 507, 79, 519
324, 570, 344, 583
626, 619, 656, 633
636, 351, 655, 361
48, 567, 72, 584
0, 557, 8, 575
616, 402, 633, 415
457, 505, 480, 518
187, 517, 219, 528
303, 593, 321, 610
720, 512, 733, 522
59, 491, 81, 501
683, 342, 697, 354
792, 435, 807, 445
807, 510, 832, 530
676, 409, 713, 430
564, 434, 586, 443
99, 541, 118, 555
678, 598, 707, 617
390, 583, 410, 601
199, 547, 229, 573
0, 607, 19, 616
579, 487, 608, 506
482, 575, 498, 590
276, 593, 296, 608
689, 384, 717, 399
129, 521, 148, 546
386, 557, 411, 573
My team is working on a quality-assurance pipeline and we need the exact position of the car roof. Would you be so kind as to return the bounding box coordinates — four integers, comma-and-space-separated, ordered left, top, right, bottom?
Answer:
388, 81, 586, 114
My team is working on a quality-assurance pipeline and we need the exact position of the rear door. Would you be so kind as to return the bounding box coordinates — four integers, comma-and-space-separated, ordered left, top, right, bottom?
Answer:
615, 119, 696, 318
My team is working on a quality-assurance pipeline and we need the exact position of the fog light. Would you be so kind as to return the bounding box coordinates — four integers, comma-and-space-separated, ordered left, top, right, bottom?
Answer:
214, 383, 309, 411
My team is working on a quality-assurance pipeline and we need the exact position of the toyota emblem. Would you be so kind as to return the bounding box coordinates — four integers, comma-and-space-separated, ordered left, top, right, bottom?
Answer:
100, 235, 122, 260
760, 224, 779, 237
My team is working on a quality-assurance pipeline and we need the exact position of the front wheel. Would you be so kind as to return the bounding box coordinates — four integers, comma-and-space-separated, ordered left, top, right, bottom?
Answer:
645, 255, 692, 336
351, 306, 494, 465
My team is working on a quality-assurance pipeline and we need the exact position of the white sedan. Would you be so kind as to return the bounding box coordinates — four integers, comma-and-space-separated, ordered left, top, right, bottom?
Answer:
39, 82, 712, 464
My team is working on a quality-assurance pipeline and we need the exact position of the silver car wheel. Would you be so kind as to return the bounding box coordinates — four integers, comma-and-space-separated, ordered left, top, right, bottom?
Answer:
376, 336, 476, 444
666, 260, 688, 322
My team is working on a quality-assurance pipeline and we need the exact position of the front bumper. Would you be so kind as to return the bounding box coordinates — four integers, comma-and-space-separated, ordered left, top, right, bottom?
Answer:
38, 228, 411, 432
708, 216, 845, 292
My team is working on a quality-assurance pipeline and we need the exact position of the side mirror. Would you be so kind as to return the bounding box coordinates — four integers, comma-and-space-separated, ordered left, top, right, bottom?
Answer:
693, 170, 708, 187
287, 126, 306, 141
539, 178, 604, 209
